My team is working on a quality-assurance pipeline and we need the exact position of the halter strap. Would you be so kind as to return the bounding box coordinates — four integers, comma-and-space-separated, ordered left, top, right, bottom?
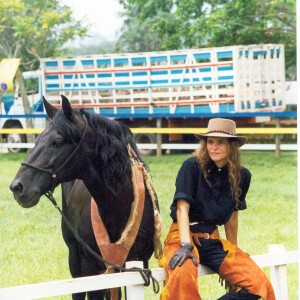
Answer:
21, 163, 55, 177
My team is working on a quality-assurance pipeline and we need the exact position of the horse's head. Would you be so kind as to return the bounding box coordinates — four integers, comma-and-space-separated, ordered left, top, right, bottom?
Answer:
10, 95, 141, 208
10, 95, 91, 208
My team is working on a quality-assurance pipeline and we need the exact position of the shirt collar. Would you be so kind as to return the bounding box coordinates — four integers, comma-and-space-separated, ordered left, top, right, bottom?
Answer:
207, 160, 228, 174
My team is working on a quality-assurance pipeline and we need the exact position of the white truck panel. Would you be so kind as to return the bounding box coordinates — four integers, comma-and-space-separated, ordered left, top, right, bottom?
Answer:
40, 44, 286, 116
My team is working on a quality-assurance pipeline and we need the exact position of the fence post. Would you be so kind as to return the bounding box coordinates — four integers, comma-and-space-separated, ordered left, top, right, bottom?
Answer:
275, 118, 281, 158
125, 261, 145, 299
268, 244, 288, 300
156, 118, 162, 158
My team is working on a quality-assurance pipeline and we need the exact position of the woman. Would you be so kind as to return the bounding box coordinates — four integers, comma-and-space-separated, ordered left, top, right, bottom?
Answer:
159, 118, 275, 300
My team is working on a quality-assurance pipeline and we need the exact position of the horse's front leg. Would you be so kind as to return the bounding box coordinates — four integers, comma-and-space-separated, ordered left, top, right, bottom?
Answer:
65, 241, 87, 300
79, 254, 107, 300
72, 291, 86, 300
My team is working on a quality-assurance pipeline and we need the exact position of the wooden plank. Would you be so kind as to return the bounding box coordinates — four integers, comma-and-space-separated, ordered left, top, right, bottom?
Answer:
0, 127, 297, 135
135, 144, 297, 151
0, 143, 297, 151
0, 250, 297, 300
130, 128, 297, 134
0, 272, 146, 300
0, 129, 42, 134
125, 262, 145, 299
0, 143, 35, 148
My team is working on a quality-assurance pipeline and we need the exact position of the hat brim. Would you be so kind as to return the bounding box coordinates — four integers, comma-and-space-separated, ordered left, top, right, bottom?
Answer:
195, 132, 247, 147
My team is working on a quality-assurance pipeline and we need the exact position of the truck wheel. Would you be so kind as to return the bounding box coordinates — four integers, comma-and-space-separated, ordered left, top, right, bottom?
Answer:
134, 133, 156, 156
7, 125, 27, 153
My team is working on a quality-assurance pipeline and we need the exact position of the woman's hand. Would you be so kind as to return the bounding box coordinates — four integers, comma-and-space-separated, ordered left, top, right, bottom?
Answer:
168, 242, 198, 269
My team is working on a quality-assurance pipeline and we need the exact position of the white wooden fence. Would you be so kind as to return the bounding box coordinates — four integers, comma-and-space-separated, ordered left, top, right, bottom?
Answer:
0, 245, 297, 300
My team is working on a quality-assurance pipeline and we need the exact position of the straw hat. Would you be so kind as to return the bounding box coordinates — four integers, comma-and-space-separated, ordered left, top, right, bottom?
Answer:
196, 118, 247, 147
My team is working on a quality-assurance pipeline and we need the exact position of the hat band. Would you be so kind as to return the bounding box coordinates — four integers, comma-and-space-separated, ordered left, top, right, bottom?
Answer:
206, 130, 236, 136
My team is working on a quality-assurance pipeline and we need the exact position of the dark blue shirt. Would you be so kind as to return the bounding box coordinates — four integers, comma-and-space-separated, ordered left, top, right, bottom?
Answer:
170, 157, 251, 226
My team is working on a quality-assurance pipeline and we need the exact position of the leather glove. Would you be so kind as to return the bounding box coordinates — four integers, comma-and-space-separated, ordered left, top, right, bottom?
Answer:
168, 242, 198, 269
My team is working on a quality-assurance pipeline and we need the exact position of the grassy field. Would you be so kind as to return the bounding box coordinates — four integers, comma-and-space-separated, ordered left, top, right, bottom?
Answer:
0, 151, 297, 299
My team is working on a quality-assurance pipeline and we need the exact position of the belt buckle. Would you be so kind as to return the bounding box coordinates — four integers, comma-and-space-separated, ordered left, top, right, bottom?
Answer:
189, 222, 199, 226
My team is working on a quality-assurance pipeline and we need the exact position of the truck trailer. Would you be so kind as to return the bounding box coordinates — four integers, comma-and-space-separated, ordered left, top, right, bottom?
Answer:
0, 44, 288, 154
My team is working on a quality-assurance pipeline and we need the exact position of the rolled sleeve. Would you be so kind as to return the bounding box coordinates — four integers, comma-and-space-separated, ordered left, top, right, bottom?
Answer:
236, 168, 252, 210
173, 158, 199, 206
173, 192, 195, 205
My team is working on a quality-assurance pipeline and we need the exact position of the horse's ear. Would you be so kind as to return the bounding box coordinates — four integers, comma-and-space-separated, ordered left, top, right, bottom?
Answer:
43, 96, 57, 119
61, 95, 74, 121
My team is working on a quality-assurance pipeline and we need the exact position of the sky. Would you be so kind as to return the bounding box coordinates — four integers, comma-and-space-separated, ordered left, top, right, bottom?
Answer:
62, 0, 124, 42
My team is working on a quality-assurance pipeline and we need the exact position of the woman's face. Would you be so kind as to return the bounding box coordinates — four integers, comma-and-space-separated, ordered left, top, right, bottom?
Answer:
206, 137, 229, 168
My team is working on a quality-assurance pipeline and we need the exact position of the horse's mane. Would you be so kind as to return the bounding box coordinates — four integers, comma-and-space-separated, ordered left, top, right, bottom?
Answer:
52, 109, 144, 195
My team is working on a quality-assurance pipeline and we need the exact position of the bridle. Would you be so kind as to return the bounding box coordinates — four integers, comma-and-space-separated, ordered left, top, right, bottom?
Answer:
21, 114, 89, 194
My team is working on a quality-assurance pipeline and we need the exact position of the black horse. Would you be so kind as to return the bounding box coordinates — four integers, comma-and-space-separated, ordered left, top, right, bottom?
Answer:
10, 95, 162, 300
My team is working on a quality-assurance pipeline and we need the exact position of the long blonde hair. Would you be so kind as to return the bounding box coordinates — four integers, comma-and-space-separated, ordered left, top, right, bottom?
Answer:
193, 139, 243, 208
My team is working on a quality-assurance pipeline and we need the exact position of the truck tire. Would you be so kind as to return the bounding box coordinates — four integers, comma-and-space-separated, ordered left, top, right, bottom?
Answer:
7, 125, 27, 153
134, 133, 156, 156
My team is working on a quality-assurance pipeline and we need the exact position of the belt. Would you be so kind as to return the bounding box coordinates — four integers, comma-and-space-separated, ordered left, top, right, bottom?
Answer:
189, 221, 216, 227
191, 229, 220, 246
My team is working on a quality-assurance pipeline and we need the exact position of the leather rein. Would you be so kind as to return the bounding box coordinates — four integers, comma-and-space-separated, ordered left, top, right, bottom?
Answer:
19, 113, 160, 293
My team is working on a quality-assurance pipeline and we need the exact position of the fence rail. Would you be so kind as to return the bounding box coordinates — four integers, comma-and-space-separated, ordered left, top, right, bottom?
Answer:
1, 143, 297, 151
0, 127, 298, 135
0, 245, 297, 300
0, 127, 297, 154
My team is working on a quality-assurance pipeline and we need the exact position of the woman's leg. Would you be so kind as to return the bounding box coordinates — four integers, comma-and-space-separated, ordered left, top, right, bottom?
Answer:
160, 258, 200, 300
159, 224, 201, 300
197, 239, 266, 300
217, 288, 260, 300
218, 240, 276, 300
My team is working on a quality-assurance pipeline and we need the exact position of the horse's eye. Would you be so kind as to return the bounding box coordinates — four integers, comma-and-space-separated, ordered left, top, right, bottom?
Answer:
51, 142, 58, 149
51, 140, 63, 149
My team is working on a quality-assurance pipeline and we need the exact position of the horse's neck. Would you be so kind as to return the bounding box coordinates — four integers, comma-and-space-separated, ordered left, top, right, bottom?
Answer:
83, 177, 134, 243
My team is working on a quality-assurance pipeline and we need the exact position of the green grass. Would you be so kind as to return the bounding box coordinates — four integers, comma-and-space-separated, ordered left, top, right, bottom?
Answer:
0, 151, 297, 299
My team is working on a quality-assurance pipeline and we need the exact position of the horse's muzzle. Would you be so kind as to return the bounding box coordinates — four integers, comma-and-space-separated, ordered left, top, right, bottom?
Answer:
10, 180, 40, 208
10, 181, 23, 198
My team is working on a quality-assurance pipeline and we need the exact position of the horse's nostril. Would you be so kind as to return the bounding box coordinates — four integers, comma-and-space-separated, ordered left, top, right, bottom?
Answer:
10, 182, 24, 196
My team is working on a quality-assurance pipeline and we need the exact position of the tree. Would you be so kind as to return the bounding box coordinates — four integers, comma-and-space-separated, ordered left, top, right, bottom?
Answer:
0, 0, 88, 148
196, 0, 296, 78
0, 0, 88, 70
115, 0, 179, 52
116, 0, 296, 78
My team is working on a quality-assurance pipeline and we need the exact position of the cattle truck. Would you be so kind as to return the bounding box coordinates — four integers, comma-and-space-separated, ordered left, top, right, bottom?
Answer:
0, 44, 287, 154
